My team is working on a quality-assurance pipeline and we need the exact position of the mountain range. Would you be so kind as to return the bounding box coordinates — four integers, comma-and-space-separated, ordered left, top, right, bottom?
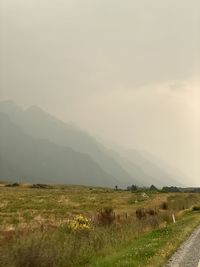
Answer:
0, 100, 183, 187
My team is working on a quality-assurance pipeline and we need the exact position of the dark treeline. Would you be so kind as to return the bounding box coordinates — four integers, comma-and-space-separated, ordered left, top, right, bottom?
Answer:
126, 184, 200, 193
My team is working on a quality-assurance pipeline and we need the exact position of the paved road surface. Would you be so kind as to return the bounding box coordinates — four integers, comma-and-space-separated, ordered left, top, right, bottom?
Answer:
165, 225, 200, 267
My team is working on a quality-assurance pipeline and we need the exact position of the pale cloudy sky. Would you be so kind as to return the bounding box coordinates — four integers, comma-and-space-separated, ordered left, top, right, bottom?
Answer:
0, 0, 200, 185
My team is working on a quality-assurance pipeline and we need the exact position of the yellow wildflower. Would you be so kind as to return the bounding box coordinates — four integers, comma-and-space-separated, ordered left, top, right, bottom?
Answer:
68, 214, 91, 231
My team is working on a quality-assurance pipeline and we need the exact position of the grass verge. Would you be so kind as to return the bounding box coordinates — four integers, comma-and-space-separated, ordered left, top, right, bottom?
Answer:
90, 212, 200, 267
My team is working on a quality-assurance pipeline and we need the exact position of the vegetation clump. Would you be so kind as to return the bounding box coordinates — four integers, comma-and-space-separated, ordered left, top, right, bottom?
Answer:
161, 201, 168, 210
5, 182, 20, 187
97, 207, 115, 226
162, 186, 180, 192
31, 184, 51, 189
192, 206, 200, 211
136, 208, 146, 220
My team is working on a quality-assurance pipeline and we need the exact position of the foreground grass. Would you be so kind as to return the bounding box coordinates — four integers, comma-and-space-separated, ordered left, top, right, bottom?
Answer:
1, 211, 200, 267
90, 212, 200, 267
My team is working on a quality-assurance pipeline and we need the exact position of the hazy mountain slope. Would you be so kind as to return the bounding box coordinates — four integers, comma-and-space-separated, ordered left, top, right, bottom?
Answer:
114, 149, 182, 187
132, 149, 185, 186
0, 101, 182, 187
0, 101, 137, 185
0, 112, 117, 186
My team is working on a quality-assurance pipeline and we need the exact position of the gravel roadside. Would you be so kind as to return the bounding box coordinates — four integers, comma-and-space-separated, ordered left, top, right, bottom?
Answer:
165, 224, 200, 267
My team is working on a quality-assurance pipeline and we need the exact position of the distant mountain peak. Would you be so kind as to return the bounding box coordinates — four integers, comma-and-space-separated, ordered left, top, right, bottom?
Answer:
26, 105, 45, 113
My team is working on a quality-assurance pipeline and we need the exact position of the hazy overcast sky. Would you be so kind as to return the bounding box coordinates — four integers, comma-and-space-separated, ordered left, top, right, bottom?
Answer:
0, 0, 200, 185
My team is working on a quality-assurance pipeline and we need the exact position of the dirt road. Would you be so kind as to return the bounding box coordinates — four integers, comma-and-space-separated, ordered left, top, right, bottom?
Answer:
165, 224, 200, 267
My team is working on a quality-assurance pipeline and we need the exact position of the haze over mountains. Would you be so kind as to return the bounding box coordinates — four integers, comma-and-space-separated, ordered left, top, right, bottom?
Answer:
0, 100, 182, 187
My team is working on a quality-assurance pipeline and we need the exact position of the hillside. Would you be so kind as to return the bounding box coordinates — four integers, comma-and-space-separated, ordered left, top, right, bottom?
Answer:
0, 101, 137, 185
111, 149, 182, 187
0, 101, 182, 187
0, 113, 117, 186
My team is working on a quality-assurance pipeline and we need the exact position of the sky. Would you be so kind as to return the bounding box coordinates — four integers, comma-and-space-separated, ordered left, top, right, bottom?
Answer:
0, 0, 200, 185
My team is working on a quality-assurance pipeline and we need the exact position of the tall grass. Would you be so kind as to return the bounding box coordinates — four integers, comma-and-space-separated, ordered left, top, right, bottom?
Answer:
167, 193, 200, 211
0, 208, 174, 267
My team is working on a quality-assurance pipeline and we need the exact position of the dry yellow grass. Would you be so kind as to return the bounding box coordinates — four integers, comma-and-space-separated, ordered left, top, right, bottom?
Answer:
1, 185, 200, 267
0, 185, 170, 231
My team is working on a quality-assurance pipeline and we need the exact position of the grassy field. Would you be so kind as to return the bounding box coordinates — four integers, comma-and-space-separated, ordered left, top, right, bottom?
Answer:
0, 184, 200, 267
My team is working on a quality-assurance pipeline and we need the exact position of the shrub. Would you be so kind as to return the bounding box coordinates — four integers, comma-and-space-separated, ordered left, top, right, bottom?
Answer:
97, 207, 115, 226
147, 209, 157, 216
192, 206, 200, 211
31, 184, 50, 189
161, 202, 168, 210
5, 182, 20, 187
136, 208, 146, 220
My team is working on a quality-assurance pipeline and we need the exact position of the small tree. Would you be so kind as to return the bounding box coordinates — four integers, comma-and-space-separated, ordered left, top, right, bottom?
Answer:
131, 184, 137, 192
150, 185, 158, 191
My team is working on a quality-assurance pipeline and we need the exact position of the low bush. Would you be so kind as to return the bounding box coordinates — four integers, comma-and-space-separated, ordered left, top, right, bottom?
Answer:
136, 208, 146, 220
192, 206, 200, 211
161, 202, 168, 210
147, 209, 157, 216
5, 182, 20, 187
97, 207, 115, 226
